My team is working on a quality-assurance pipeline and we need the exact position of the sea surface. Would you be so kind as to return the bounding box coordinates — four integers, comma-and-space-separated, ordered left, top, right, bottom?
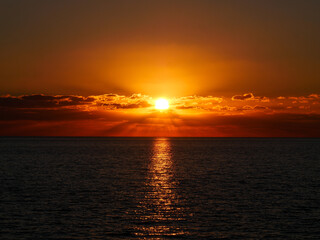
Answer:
1, 137, 319, 239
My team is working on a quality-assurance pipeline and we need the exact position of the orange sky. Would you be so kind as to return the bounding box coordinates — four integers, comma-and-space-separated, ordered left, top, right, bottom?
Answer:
0, 1, 319, 136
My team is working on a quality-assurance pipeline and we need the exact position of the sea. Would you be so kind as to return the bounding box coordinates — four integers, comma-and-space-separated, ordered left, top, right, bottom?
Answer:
1, 137, 319, 239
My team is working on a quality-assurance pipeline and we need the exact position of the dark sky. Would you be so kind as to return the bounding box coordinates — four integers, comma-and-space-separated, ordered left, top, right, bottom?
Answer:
1, 0, 319, 97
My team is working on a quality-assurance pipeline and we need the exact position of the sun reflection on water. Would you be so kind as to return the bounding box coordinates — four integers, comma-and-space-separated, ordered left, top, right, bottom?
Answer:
134, 138, 186, 238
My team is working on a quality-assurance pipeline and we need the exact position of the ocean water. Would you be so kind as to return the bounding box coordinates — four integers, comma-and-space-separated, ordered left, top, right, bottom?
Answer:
1, 137, 319, 239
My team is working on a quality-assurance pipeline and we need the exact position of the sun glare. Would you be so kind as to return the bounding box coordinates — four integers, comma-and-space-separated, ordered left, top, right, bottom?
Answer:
155, 98, 169, 110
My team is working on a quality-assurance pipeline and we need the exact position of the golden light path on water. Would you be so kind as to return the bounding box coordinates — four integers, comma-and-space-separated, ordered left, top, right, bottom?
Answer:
134, 138, 187, 238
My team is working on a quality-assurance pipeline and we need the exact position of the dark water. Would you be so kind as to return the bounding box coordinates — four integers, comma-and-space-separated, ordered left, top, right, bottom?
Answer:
1, 137, 319, 239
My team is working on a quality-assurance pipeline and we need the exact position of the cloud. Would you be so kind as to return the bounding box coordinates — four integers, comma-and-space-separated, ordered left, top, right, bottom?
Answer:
309, 94, 320, 99
0, 94, 95, 108
172, 95, 223, 110
102, 101, 151, 109
232, 93, 254, 101
253, 105, 268, 110
0, 93, 319, 136
0, 93, 154, 110
93, 93, 152, 109
0, 94, 152, 122
232, 93, 270, 102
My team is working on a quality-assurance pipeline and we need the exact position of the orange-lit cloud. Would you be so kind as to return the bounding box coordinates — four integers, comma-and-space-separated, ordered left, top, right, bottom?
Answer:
1, 93, 320, 137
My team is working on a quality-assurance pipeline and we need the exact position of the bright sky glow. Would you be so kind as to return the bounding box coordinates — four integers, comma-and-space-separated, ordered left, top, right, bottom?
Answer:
155, 98, 169, 110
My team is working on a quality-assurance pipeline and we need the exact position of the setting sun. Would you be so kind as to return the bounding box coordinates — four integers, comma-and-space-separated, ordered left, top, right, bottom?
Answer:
155, 98, 169, 110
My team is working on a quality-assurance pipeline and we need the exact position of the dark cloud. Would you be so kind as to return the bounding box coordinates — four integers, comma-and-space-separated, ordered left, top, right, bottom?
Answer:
0, 94, 94, 108
0, 93, 320, 137
232, 93, 254, 101
176, 106, 195, 110
0, 94, 153, 110
0, 94, 154, 122
102, 101, 151, 109
253, 105, 268, 110
231, 93, 270, 102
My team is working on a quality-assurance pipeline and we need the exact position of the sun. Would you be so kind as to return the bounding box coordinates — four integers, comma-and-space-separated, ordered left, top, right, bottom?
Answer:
155, 98, 169, 110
